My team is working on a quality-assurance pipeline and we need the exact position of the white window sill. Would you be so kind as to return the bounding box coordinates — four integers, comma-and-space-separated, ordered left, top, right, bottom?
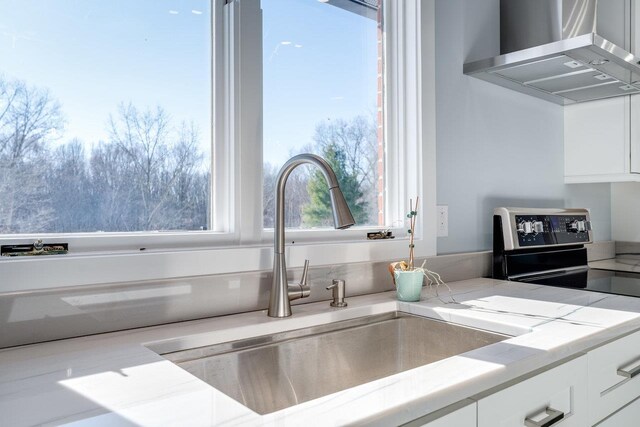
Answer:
0, 238, 434, 294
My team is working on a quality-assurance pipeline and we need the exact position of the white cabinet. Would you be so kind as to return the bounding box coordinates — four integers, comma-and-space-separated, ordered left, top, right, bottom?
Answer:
408, 328, 640, 427
420, 403, 474, 427
588, 328, 640, 425
565, 101, 640, 183
477, 356, 588, 427
564, 97, 636, 183
407, 401, 476, 427
564, 0, 640, 183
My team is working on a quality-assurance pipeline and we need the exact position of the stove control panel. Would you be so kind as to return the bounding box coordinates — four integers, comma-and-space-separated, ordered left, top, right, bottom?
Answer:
494, 208, 593, 251
515, 214, 591, 247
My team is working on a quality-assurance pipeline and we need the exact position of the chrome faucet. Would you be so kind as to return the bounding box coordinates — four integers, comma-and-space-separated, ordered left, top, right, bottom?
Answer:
268, 153, 355, 318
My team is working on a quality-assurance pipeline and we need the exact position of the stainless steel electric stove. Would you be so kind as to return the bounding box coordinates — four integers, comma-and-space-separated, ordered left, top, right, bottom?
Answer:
493, 207, 640, 298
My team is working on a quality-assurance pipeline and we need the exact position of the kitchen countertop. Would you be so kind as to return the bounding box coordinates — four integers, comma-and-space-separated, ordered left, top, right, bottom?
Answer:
3, 278, 640, 426
590, 257, 640, 274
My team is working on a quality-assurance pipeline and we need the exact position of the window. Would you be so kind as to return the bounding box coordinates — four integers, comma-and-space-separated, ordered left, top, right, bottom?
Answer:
0, 0, 387, 240
0, 0, 436, 289
0, 1, 212, 234
261, 0, 384, 230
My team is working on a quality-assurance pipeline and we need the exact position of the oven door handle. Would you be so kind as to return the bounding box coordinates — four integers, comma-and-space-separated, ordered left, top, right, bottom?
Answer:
510, 266, 589, 282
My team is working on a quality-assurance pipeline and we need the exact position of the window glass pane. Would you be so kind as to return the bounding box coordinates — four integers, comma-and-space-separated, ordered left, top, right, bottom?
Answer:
0, 0, 212, 234
262, 0, 383, 229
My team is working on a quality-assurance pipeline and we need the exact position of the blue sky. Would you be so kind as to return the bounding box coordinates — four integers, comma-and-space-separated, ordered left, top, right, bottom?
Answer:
0, 0, 377, 166
262, 0, 378, 165
0, 0, 211, 154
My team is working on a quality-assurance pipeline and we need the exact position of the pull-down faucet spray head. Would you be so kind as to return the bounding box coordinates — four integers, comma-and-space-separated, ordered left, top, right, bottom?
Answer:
329, 186, 355, 230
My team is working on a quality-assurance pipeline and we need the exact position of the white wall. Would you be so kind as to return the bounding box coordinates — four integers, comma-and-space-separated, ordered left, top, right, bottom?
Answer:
434, 0, 612, 254
612, 183, 640, 241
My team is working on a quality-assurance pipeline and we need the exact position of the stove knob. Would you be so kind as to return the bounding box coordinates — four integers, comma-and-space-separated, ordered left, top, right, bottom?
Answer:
567, 220, 591, 233
517, 221, 534, 235
533, 221, 544, 233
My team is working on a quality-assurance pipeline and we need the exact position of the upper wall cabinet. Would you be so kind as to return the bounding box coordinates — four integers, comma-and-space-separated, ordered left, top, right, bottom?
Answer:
565, 0, 640, 183
564, 97, 638, 182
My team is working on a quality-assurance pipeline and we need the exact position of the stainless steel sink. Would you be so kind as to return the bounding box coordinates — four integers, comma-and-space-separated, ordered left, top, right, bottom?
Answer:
160, 312, 507, 415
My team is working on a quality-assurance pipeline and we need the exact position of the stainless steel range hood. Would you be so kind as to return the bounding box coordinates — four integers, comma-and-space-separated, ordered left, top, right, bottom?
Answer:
464, 0, 640, 105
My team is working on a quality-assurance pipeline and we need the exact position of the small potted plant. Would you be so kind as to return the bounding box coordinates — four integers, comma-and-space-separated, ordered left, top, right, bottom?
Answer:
388, 197, 424, 301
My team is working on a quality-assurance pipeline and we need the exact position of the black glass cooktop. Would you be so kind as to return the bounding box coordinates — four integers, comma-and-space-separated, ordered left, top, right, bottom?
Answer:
586, 270, 640, 297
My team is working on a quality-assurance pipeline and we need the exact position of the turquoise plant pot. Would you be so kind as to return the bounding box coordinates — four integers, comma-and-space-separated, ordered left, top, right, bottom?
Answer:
394, 270, 424, 302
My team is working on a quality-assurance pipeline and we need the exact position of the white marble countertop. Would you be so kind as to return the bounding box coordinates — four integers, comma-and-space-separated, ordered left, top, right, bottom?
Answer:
3, 278, 640, 427
590, 257, 640, 274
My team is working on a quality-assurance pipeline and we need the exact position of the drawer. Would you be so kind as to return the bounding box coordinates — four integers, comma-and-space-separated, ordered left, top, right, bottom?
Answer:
588, 328, 640, 425
597, 395, 640, 427
404, 400, 476, 427
477, 355, 588, 427
419, 403, 475, 427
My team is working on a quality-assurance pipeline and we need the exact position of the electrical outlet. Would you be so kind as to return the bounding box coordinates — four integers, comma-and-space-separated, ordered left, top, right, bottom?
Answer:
437, 205, 448, 237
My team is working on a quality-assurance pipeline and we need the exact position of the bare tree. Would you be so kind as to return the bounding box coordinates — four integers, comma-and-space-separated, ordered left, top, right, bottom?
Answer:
159, 123, 208, 230
0, 164, 54, 233
0, 77, 63, 232
0, 74, 211, 234
0, 77, 63, 164
48, 140, 94, 232
107, 103, 207, 231
89, 141, 138, 231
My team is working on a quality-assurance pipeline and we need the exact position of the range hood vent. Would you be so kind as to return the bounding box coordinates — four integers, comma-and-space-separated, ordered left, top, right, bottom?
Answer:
464, 0, 640, 105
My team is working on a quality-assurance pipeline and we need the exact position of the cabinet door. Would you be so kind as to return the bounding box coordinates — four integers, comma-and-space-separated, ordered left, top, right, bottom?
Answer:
597, 396, 640, 427
588, 328, 640, 425
477, 356, 588, 427
564, 97, 630, 180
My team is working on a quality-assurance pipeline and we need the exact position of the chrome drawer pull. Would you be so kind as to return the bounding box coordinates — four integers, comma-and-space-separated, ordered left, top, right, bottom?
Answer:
617, 360, 640, 379
524, 408, 564, 427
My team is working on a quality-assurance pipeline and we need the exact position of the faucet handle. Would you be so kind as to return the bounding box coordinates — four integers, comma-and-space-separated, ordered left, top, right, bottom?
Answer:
288, 260, 311, 302
300, 259, 310, 286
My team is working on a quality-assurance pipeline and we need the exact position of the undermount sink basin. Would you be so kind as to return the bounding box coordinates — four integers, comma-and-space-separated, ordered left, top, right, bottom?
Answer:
159, 312, 507, 415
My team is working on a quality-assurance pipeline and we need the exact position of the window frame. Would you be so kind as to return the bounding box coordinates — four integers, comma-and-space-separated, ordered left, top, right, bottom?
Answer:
0, 0, 436, 293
